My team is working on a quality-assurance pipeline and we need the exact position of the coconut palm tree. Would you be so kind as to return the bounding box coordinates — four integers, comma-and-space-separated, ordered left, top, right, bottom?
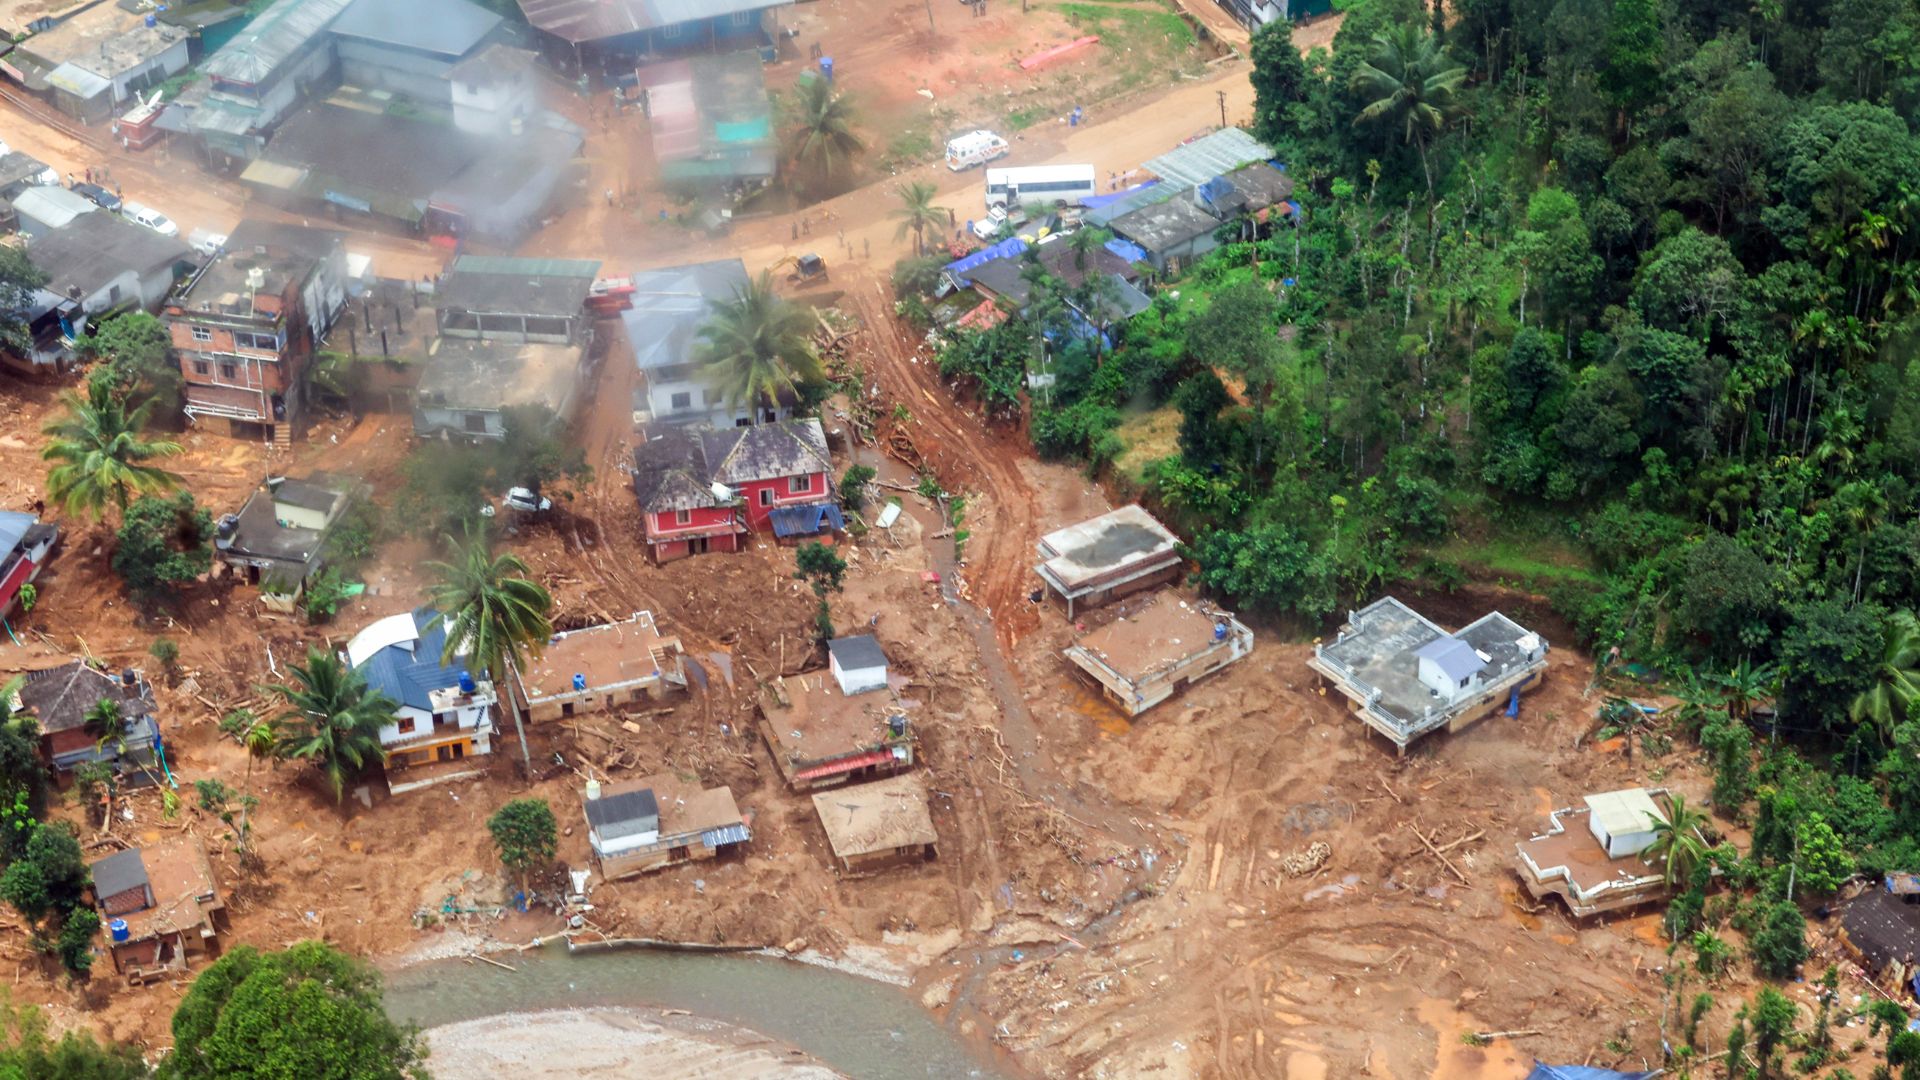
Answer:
425, 524, 553, 774
1850, 610, 1920, 746
1348, 23, 1466, 206
83, 697, 125, 756
1064, 225, 1115, 272
1644, 793, 1711, 888
785, 73, 864, 195
1600, 696, 1655, 765
891, 181, 948, 256
265, 646, 396, 803
696, 271, 826, 422
40, 376, 184, 522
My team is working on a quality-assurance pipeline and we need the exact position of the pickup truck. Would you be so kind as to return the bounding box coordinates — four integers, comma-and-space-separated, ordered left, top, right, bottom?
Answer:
970, 203, 1028, 241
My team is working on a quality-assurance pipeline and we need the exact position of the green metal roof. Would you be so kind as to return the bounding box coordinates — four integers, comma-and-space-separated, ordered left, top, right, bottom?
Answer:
449, 255, 602, 279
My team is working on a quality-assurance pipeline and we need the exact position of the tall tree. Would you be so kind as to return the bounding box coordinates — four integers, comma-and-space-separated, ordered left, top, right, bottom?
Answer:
696, 271, 826, 422
40, 377, 184, 522
784, 73, 864, 196
111, 493, 215, 608
264, 647, 394, 803
1250, 19, 1314, 149
425, 525, 553, 774
162, 941, 427, 1080
487, 798, 556, 896
890, 180, 947, 256
1063, 225, 1114, 272
81, 312, 180, 410
1348, 23, 1466, 204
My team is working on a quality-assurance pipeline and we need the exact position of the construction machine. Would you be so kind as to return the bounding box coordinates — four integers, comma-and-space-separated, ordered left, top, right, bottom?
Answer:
771, 253, 829, 285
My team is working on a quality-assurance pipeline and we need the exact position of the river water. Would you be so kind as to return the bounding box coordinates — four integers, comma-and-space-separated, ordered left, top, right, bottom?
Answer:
384, 943, 1021, 1080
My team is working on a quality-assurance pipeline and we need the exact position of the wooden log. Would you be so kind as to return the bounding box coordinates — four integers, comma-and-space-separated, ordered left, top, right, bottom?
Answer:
1409, 823, 1471, 885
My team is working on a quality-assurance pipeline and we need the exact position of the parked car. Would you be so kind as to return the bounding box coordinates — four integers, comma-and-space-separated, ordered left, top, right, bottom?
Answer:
970, 203, 1028, 241
187, 228, 227, 257
501, 487, 551, 513
69, 182, 119, 213
122, 201, 177, 237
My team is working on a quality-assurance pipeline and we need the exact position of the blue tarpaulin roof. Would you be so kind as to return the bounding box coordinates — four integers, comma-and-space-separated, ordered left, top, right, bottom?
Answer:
1527, 1066, 1659, 1080
1080, 179, 1159, 209
769, 502, 845, 539
1105, 237, 1148, 265
944, 237, 1028, 284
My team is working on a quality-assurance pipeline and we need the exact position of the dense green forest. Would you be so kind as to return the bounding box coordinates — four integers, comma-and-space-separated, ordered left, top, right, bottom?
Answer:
921, 0, 1920, 1043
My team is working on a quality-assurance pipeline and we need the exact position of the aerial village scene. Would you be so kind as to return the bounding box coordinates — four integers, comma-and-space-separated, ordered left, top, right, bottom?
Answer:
0, 0, 1915, 1073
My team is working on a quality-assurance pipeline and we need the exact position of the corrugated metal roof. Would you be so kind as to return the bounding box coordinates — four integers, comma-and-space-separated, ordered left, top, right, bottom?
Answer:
202, 0, 353, 86
185, 97, 260, 136
516, 0, 792, 45
45, 61, 109, 99
1141, 127, 1273, 189
449, 254, 602, 279
330, 0, 501, 57
239, 157, 307, 190
769, 501, 844, 538
700, 822, 751, 847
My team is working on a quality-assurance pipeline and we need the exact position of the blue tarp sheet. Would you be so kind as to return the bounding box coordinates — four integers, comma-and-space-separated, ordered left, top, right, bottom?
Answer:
943, 238, 1028, 284
1080, 179, 1159, 209
1527, 1066, 1658, 1080
1105, 237, 1148, 265
769, 502, 845, 539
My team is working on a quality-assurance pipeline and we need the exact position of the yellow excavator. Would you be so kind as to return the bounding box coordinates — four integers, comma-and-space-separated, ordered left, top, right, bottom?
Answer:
770, 253, 829, 286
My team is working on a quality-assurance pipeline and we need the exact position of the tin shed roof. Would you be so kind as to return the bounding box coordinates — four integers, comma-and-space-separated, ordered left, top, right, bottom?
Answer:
202, 0, 353, 85
330, 0, 500, 56
1141, 127, 1274, 188
1414, 637, 1485, 682
517, 0, 792, 45
90, 848, 149, 900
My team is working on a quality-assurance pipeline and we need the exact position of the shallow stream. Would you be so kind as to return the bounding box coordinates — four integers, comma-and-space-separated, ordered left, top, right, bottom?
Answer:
384, 943, 1019, 1079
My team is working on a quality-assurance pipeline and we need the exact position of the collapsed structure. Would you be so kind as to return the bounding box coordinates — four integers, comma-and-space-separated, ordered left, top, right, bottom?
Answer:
1065, 590, 1253, 717
1308, 596, 1549, 754
215, 474, 360, 605
90, 837, 226, 984
583, 774, 751, 881
1512, 788, 1681, 917
1034, 505, 1184, 619
810, 771, 938, 876
759, 635, 916, 790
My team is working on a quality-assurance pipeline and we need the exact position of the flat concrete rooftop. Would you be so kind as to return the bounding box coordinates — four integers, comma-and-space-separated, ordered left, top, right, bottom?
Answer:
1071, 590, 1231, 682
1035, 504, 1181, 596
761, 671, 909, 774
520, 613, 677, 702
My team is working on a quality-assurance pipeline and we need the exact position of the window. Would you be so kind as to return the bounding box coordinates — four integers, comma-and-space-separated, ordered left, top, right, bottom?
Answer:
219, 362, 237, 380
190, 326, 212, 342
675, 509, 692, 525
561, 702, 575, 718
396, 716, 417, 735
107, 284, 121, 304
233, 331, 279, 352
788, 474, 811, 494
758, 488, 773, 507
661, 21, 682, 38
670, 391, 692, 410
464, 413, 488, 433
730, 10, 752, 25
193, 360, 209, 376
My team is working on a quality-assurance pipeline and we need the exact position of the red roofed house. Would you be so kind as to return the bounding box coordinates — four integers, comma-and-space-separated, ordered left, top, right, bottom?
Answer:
0, 510, 57, 620
631, 417, 835, 562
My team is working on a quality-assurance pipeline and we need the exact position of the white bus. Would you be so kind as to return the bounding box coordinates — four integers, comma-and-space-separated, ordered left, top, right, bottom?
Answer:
984, 164, 1098, 209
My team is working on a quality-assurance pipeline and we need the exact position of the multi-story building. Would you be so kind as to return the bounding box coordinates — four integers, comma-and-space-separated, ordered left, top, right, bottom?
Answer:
345, 606, 498, 793
164, 220, 348, 447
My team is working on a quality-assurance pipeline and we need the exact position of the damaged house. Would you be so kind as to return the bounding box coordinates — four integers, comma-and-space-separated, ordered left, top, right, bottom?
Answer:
1308, 596, 1549, 754
810, 771, 938, 876
15, 661, 162, 782
1065, 590, 1253, 717
630, 417, 839, 561
214, 474, 361, 604
512, 610, 687, 723
759, 635, 916, 790
1513, 788, 1695, 917
583, 774, 751, 881
90, 837, 226, 983
346, 607, 498, 792
0, 508, 57, 620
1034, 505, 1184, 619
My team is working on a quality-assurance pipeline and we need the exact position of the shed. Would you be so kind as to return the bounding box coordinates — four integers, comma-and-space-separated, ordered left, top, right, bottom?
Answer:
585, 783, 662, 855
329, 0, 501, 57
13, 186, 96, 238
1414, 637, 1485, 701
90, 848, 152, 914
827, 635, 888, 697
1583, 789, 1666, 858
1141, 127, 1274, 188
768, 501, 845, 540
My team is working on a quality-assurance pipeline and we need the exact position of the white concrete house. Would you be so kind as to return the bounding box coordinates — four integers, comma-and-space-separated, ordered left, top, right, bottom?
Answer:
1414, 636, 1486, 704
345, 608, 497, 782
827, 636, 889, 697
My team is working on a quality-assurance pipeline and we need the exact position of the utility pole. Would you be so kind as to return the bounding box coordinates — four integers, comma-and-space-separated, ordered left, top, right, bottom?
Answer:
925, 0, 935, 33
1216, 90, 1227, 129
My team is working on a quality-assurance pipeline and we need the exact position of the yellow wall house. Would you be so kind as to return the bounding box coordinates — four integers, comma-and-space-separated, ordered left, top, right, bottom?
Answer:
346, 607, 497, 794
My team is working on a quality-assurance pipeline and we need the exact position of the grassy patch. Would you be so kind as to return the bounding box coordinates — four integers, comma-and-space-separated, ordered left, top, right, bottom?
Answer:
1426, 531, 1601, 590
1110, 404, 1182, 483
881, 123, 937, 171
1007, 105, 1050, 130
1055, 2, 1197, 50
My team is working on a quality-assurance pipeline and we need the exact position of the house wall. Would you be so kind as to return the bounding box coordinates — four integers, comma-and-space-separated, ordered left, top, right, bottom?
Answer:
270, 499, 330, 532
44, 727, 96, 760
829, 655, 886, 697
1590, 816, 1657, 859
110, 936, 162, 972
106, 36, 190, 103
523, 678, 665, 723
450, 72, 533, 136
336, 40, 455, 103
1416, 655, 1476, 702
837, 841, 936, 875
650, 530, 742, 562
99, 884, 149, 916
645, 506, 737, 540
414, 403, 504, 439
735, 471, 829, 531
597, 834, 720, 880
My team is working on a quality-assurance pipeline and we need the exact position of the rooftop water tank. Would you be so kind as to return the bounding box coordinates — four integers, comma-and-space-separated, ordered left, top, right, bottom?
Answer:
144, 13, 155, 26
457, 671, 476, 694
1213, 622, 1228, 642
109, 918, 129, 942
585, 778, 601, 801
572, 673, 587, 691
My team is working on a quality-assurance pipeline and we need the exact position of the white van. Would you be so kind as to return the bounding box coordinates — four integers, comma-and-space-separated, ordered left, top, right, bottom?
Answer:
945, 130, 1009, 171
122, 201, 178, 237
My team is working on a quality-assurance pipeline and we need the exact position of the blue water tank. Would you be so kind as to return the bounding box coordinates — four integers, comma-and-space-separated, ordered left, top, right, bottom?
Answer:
457, 671, 476, 694
572, 673, 586, 691
109, 918, 129, 942
1213, 622, 1228, 642
143, 12, 155, 26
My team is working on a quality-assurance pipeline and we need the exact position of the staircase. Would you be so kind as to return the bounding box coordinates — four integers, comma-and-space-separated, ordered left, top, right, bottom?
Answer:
271, 422, 292, 452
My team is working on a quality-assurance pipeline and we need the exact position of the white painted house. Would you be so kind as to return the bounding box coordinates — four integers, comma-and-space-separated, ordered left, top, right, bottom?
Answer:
827, 636, 889, 697
1584, 788, 1667, 858
345, 608, 497, 785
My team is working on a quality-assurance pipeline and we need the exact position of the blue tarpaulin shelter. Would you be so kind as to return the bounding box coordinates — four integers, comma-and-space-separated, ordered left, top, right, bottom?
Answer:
1527, 1065, 1660, 1080
1104, 237, 1149, 265
768, 502, 845, 539
943, 238, 1029, 285
1081, 179, 1159, 209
